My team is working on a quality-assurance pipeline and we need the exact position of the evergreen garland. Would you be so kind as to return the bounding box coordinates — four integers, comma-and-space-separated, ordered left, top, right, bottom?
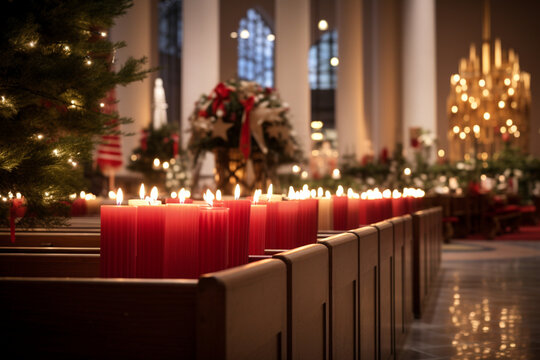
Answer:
0, 0, 150, 227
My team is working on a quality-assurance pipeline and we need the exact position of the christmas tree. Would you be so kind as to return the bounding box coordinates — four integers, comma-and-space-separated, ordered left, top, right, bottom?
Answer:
0, 0, 149, 228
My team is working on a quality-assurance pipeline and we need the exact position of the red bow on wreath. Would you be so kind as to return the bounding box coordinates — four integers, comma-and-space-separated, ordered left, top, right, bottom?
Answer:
239, 96, 255, 159
212, 83, 231, 114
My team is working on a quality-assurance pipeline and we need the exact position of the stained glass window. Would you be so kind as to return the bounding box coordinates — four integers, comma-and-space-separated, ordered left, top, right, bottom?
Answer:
309, 30, 338, 90
237, 9, 275, 88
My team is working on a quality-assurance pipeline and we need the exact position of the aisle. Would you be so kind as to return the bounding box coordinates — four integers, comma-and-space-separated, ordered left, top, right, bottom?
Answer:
401, 241, 540, 359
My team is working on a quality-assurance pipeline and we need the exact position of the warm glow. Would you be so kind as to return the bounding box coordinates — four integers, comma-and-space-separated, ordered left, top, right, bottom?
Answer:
153, 158, 160, 167
483, 112, 490, 120
310, 189, 316, 198
404, 168, 411, 176
150, 187, 159, 202
325, 190, 331, 198
267, 184, 273, 201
116, 188, 123, 205
216, 189, 222, 201
508, 88, 515, 96
288, 186, 296, 199
179, 188, 186, 204
253, 189, 261, 203
464, 126, 471, 134
139, 184, 145, 200
317, 187, 323, 198
506, 119, 513, 126
510, 125, 517, 133
498, 100, 505, 109
473, 125, 480, 134
513, 74, 520, 81
514, 130, 520, 138
301, 171, 308, 179
504, 78, 511, 86
452, 74, 460, 84
347, 188, 354, 198
383, 189, 391, 199
459, 132, 466, 140
100, 31, 107, 37
470, 102, 478, 109
311, 132, 323, 141
292, 164, 300, 173
267, 34, 275, 42
203, 189, 214, 207
330, 57, 339, 67
392, 190, 402, 199
311, 121, 323, 129
438, 149, 445, 157
453, 125, 460, 134
500, 126, 506, 134
16, 192, 22, 199
461, 93, 468, 102
336, 185, 344, 197
318, 19, 329, 31
482, 89, 489, 97
240, 29, 250, 39
108, 191, 116, 200
163, 161, 170, 170
171, 191, 177, 199
230, 31, 238, 39
234, 184, 241, 200
80, 191, 86, 199
332, 168, 341, 179
478, 79, 486, 87
451, 105, 458, 113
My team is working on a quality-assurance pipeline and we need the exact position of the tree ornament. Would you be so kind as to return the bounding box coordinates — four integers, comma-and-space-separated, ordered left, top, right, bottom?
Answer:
211, 116, 234, 141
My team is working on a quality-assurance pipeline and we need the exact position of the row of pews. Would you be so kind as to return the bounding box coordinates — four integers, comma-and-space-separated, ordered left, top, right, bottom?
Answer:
0, 207, 443, 359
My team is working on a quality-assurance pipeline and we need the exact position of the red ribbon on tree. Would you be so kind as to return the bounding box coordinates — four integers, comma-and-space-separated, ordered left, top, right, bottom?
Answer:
239, 96, 255, 159
212, 83, 231, 114
141, 129, 148, 151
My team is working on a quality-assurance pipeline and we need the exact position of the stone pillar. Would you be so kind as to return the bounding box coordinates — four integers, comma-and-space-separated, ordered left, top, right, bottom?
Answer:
336, 0, 370, 161
182, 0, 220, 175
110, 0, 157, 175
371, 0, 401, 156
402, 0, 436, 157
275, 0, 311, 158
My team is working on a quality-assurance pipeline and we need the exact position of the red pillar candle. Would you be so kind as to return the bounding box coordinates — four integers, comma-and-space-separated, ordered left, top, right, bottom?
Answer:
265, 201, 279, 249
391, 191, 406, 217
382, 189, 393, 220
136, 203, 165, 278
249, 191, 267, 255
100, 189, 137, 278
224, 185, 251, 267
163, 203, 200, 278
276, 199, 299, 249
358, 195, 368, 225
332, 186, 348, 230
199, 205, 229, 275
296, 198, 319, 247
347, 195, 360, 230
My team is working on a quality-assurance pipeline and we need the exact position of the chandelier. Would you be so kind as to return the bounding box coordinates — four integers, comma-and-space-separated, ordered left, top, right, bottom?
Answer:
447, 0, 531, 162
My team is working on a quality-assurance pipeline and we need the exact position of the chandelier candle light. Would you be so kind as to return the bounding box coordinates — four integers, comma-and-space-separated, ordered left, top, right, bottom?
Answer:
447, 0, 531, 161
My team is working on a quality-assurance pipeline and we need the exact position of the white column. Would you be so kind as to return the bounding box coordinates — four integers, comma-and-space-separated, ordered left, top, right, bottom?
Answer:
182, 0, 220, 175
275, 0, 311, 158
110, 0, 155, 175
402, 0, 437, 157
336, 0, 370, 161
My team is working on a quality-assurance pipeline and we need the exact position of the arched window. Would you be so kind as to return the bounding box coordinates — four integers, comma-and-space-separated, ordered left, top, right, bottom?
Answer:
237, 9, 275, 88
309, 30, 338, 90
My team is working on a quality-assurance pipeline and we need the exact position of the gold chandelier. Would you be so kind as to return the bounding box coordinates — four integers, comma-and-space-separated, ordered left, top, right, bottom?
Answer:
447, 0, 531, 162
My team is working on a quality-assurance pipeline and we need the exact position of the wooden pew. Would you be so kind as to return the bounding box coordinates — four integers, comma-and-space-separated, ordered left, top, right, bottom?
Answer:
197, 259, 287, 360
0, 246, 100, 254
274, 244, 329, 360
317, 232, 359, 360
0, 258, 287, 360
412, 210, 427, 318
0, 231, 100, 247
387, 216, 405, 354
0, 253, 100, 277
349, 227, 378, 360
402, 215, 414, 329
371, 221, 394, 360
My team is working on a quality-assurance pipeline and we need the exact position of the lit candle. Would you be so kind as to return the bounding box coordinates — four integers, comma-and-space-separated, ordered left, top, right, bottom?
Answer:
382, 189, 393, 220
332, 185, 348, 230
163, 192, 200, 278
265, 184, 280, 249
248, 190, 267, 255
199, 190, 229, 275
346, 188, 360, 230
296, 189, 318, 246
136, 186, 165, 278
275, 187, 299, 249
166, 191, 180, 204
317, 188, 334, 230
224, 184, 251, 267
391, 190, 406, 217
359, 192, 368, 225
129, 184, 150, 206
100, 189, 137, 278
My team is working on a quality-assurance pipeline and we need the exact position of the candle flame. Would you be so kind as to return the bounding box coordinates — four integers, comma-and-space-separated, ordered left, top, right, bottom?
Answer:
302, 184, 309, 193
267, 184, 273, 201
253, 189, 261, 204
203, 189, 214, 207
288, 186, 295, 199
171, 191, 178, 199
116, 188, 123, 205
392, 190, 402, 199
325, 190, 331, 198
336, 185, 344, 196
347, 188, 354, 198
310, 189, 316, 198
317, 187, 323, 198
108, 190, 116, 200
16, 192, 22, 199
185, 189, 191, 198
179, 188, 186, 204
80, 191, 86, 199
139, 183, 145, 200
234, 184, 240, 200
361, 192, 367, 200
150, 186, 158, 202
216, 189, 222, 201
383, 189, 391, 199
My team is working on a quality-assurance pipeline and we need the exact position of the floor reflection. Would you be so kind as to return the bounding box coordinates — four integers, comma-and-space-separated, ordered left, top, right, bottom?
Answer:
401, 241, 540, 360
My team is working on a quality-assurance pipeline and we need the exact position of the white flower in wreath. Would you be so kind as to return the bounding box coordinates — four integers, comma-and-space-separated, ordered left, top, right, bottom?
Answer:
503, 168, 511, 177
216, 109, 224, 118
366, 177, 375, 186
513, 169, 523, 178
420, 174, 427, 181
456, 162, 465, 170
439, 175, 447, 183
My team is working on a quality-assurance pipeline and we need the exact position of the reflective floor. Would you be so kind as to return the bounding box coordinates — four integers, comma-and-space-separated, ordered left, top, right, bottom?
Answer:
401, 241, 540, 360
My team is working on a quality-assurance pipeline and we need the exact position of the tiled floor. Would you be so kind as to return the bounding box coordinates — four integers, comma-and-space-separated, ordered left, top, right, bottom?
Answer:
401, 241, 540, 360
